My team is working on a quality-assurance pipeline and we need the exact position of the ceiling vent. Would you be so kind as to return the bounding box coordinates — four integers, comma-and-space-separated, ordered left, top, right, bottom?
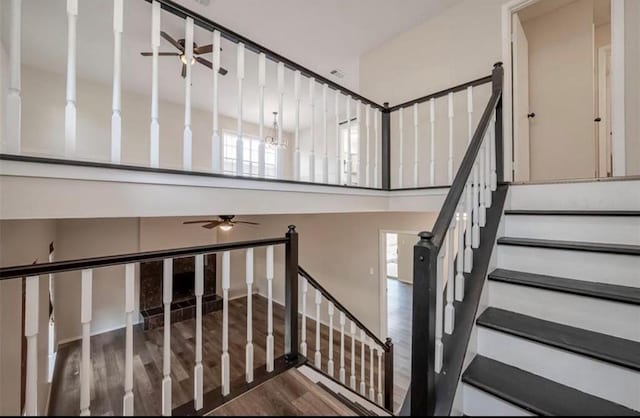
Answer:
330, 69, 345, 79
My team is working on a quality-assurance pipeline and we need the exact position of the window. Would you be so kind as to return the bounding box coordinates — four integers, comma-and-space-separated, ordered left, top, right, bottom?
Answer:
223, 132, 277, 177
340, 121, 360, 185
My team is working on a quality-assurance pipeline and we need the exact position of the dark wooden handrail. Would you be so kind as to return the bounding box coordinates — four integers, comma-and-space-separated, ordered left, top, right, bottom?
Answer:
147, 0, 386, 112
298, 265, 388, 350
0, 237, 288, 280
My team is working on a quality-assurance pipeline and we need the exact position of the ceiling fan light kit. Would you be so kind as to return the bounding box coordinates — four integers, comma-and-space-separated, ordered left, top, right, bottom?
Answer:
183, 215, 260, 231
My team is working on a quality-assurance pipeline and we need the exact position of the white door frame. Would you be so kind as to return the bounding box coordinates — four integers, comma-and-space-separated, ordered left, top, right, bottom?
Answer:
378, 229, 419, 340
598, 45, 612, 177
503, 0, 626, 180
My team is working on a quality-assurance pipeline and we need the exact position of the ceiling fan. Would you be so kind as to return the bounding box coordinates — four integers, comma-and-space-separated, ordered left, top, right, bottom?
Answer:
183, 215, 259, 231
140, 31, 228, 78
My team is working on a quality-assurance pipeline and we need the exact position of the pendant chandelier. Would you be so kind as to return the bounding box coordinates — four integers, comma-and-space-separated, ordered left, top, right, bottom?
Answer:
264, 111, 286, 148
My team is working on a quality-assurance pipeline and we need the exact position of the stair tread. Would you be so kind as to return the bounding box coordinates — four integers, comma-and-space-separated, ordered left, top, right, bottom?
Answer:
497, 237, 640, 255
477, 307, 640, 371
505, 209, 640, 216
462, 356, 640, 416
489, 268, 640, 305
315, 382, 377, 416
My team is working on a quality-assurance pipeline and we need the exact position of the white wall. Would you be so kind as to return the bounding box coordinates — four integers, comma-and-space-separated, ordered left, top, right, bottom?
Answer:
624, 0, 640, 175
522, 0, 596, 181
0, 219, 56, 415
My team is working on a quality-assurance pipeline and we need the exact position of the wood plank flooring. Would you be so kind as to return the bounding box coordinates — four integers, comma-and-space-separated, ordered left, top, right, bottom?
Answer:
207, 368, 356, 416
48, 293, 408, 416
387, 278, 412, 413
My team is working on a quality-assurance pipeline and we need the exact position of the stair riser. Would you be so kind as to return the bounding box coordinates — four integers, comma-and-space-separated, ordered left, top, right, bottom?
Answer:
462, 383, 534, 416
509, 180, 640, 211
477, 328, 640, 410
505, 215, 640, 245
488, 281, 640, 342
497, 245, 640, 287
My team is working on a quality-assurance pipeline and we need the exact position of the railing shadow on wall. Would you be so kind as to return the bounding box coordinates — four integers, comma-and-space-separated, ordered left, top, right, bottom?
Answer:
3, 0, 497, 194
0, 225, 394, 416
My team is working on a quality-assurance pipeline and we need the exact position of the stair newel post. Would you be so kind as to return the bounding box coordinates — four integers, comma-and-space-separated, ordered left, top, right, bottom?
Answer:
411, 231, 438, 416
245, 248, 254, 383
314, 289, 322, 368
284, 225, 299, 364
300, 277, 308, 357
194, 255, 204, 410
327, 302, 335, 377
161, 259, 172, 415
384, 337, 394, 412
381, 102, 391, 190
492, 62, 504, 184
339, 311, 346, 384
266, 245, 275, 372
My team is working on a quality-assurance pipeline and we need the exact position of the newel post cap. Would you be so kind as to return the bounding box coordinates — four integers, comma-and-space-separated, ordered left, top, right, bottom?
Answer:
287, 225, 297, 234
493, 61, 503, 68
418, 231, 434, 241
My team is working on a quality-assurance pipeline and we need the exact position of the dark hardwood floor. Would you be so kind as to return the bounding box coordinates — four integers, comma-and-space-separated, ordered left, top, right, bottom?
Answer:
48, 294, 403, 416
387, 277, 412, 412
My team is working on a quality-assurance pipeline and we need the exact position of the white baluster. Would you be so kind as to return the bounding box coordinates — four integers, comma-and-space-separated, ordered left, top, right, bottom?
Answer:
339, 312, 346, 384
211, 30, 221, 172
265, 245, 274, 372
490, 111, 497, 191
447, 92, 454, 184
350, 321, 356, 390
322, 84, 329, 184
444, 219, 455, 335
356, 101, 361, 185
300, 277, 308, 357
479, 133, 487, 227
182, 18, 194, 171
398, 107, 404, 188
6, 0, 22, 154
335, 90, 341, 185
221, 251, 230, 395
258, 53, 266, 177
236, 43, 245, 176
485, 118, 493, 207
346, 96, 352, 186
327, 302, 335, 377
413, 103, 419, 187
194, 255, 204, 410
374, 110, 379, 188
455, 213, 465, 302
111, 0, 123, 164
435, 246, 444, 373
276, 63, 285, 179
369, 340, 375, 401
149, 1, 160, 168
24, 275, 38, 416
245, 248, 254, 383
359, 329, 366, 395
464, 86, 474, 271
376, 348, 383, 406
161, 260, 172, 415
314, 289, 322, 368
470, 87, 480, 248
429, 98, 436, 186
65, 0, 78, 157
293, 70, 301, 181
123, 263, 135, 415
309, 78, 316, 182
365, 105, 371, 187
80, 269, 92, 416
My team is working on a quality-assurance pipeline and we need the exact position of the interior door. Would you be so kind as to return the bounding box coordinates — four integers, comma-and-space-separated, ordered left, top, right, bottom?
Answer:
512, 12, 531, 182
598, 46, 612, 177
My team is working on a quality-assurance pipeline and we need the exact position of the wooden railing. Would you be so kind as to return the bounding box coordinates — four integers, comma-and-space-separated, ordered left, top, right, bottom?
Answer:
298, 266, 394, 410
409, 63, 504, 415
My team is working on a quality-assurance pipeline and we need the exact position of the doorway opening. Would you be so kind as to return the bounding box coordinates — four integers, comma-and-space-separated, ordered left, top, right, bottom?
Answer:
509, 0, 612, 182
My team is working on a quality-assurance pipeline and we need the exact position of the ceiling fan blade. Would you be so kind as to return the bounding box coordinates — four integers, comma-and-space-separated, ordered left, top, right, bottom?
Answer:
193, 44, 213, 55
161, 31, 184, 51
218, 67, 228, 76
195, 57, 228, 76
233, 221, 261, 226
202, 221, 223, 229
183, 220, 218, 224
140, 52, 181, 57
181, 63, 187, 78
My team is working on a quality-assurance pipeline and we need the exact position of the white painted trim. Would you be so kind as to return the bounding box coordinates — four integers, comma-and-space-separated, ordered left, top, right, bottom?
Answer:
378, 229, 419, 339
501, 0, 541, 183
597, 45, 612, 177
611, 0, 626, 176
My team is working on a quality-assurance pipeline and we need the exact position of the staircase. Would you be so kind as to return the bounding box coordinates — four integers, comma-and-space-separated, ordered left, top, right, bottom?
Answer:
461, 180, 640, 416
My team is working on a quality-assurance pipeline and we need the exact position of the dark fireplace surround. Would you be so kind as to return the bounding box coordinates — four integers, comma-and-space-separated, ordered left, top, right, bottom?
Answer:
140, 255, 222, 330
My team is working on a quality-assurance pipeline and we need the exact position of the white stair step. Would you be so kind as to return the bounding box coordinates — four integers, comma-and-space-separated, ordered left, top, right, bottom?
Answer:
488, 280, 640, 342
477, 327, 640, 411
497, 245, 640, 287
462, 383, 534, 416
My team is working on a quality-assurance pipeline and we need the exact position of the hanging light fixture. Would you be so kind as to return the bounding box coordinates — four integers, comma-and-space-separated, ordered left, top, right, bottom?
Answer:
264, 111, 286, 148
